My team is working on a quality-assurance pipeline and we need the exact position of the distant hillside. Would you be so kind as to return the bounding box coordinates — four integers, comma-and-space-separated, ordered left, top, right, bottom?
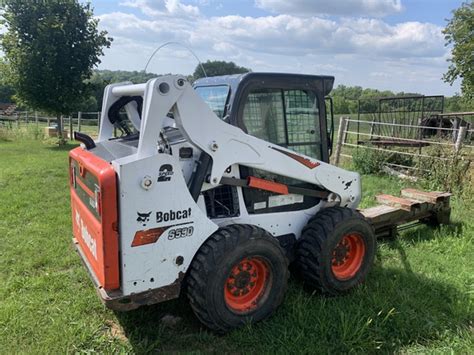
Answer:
0, 69, 469, 113
91, 69, 161, 84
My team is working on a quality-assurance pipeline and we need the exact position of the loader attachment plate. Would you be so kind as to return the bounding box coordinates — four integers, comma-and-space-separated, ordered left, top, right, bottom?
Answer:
69, 147, 120, 290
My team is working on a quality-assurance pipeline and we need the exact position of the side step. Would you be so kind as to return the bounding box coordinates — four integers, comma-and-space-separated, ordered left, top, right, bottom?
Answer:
360, 189, 451, 238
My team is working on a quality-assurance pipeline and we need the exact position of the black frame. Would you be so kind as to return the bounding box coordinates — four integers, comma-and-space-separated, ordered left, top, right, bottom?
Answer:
192, 73, 335, 215
194, 72, 335, 163
232, 75, 331, 163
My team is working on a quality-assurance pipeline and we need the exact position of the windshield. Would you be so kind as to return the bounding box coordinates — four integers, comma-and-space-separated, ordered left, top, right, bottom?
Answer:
194, 85, 229, 119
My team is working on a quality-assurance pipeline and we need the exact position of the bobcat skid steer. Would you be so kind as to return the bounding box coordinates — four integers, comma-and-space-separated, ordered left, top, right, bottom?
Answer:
69, 73, 375, 332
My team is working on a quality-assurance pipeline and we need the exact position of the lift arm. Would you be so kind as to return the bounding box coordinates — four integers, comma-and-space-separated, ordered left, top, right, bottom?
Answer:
105, 76, 362, 208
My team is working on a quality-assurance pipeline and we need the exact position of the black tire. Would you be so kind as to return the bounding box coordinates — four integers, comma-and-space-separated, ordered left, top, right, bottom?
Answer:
295, 207, 375, 295
186, 224, 289, 333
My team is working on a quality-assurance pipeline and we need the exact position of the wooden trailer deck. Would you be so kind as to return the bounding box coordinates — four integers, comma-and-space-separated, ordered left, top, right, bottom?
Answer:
360, 189, 452, 238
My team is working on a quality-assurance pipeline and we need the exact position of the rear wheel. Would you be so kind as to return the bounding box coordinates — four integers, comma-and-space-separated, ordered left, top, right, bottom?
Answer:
295, 207, 375, 295
186, 224, 289, 332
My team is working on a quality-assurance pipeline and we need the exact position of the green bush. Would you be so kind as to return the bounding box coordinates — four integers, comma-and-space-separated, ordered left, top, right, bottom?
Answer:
352, 146, 389, 174
386, 151, 414, 167
417, 151, 472, 193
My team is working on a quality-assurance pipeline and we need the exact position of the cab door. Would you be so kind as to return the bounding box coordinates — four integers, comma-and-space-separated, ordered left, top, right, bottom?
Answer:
237, 87, 325, 214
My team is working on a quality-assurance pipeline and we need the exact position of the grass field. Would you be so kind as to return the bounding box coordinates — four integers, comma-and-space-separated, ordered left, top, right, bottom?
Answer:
0, 138, 473, 353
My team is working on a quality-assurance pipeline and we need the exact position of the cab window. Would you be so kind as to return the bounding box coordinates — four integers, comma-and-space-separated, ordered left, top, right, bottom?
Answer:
242, 88, 321, 160
195, 85, 229, 119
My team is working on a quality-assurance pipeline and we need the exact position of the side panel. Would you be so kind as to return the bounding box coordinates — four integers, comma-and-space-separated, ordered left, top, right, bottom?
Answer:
69, 147, 119, 290
113, 154, 218, 295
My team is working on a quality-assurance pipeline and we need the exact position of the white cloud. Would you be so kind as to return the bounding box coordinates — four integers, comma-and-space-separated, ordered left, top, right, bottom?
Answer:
98, 10, 445, 60
255, 0, 403, 17
198, 15, 444, 59
120, 0, 200, 17
110, 2, 439, 61
96, 2, 458, 95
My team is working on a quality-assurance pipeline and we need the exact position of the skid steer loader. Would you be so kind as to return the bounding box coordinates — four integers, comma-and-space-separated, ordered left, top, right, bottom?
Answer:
69, 72, 375, 332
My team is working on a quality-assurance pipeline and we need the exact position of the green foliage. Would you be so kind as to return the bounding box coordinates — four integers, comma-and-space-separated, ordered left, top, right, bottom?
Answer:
83, 70, 160, 111
417, 146, 472, 193
0, 59, 15, 103
0, 124, 43, 142
193, 60, 251, 80
0, 0, 112, 116
444, 93, 474, 112
352, 146, 415, 175
386, 151, 414, 167
443, 1, 474, 102
93, 69, 159, 83
330, 85, 421, 114
352, 146, 389, 174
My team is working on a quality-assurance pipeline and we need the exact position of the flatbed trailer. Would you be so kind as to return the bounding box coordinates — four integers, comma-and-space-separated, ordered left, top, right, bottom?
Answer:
360, 189, 452, 238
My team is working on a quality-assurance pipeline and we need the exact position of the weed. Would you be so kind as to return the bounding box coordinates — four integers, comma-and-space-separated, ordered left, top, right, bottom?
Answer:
351, 145, 413, 174
352, 145, 389, 174
417, 145, 472, 193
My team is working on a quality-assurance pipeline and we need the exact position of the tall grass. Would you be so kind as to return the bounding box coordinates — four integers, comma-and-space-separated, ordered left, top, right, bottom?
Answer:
0, 125, 45, 142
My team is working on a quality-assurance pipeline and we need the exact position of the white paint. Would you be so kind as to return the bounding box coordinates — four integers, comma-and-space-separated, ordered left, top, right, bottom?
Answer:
75, 209, 97, 260
89, 75, 362, 297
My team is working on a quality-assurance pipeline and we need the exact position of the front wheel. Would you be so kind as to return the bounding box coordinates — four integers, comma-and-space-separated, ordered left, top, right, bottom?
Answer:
186, 224, 289, 332
295, 207, 376, 295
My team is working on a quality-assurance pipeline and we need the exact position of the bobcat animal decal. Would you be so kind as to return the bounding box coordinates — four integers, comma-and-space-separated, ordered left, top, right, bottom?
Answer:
136, 211, 152, 226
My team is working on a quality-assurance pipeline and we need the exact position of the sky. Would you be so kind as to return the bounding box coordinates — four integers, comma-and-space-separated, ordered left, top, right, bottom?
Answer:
4, 1, 466, 96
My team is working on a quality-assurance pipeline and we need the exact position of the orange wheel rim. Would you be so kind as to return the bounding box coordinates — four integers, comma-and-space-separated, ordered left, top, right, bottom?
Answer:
331, 233, 365, 280
224, 257, 270, 313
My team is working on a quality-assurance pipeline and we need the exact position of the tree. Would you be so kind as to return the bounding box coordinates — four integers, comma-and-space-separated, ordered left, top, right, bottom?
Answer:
0, 0, 112, 142
79, 70, 161, 112
193, 60, 251, 80
0, 60, 15, 103
443, 1, 474, 103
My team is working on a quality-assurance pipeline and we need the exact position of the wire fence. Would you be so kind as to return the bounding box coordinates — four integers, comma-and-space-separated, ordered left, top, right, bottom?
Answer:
3, 110, 474, 176
334, 117, 474, 173
0, 111, 101, 138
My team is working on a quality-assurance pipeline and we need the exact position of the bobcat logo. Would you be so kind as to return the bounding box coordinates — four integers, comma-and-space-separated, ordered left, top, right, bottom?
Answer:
136, 211, 152, 226
158, 164, 173, 182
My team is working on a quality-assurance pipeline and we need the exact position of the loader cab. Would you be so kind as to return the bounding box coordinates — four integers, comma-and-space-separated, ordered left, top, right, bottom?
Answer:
194, 72, 335, 163
194, 73, 335, 216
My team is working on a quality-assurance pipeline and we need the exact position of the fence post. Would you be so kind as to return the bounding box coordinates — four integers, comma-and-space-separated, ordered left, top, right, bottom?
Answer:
97, 112, 100, 133
35, 111, 38, 127
58, 115, 64, 141
342, 117, 350, 144
69, 116, 73, 139
454, 126, 466, 154
369, 117, 375, 140
77, 111, 82, 132
47, 117, 50, 126
25, 111, 29, 125
334, 116, 348, 166
16, 112, 19, 128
